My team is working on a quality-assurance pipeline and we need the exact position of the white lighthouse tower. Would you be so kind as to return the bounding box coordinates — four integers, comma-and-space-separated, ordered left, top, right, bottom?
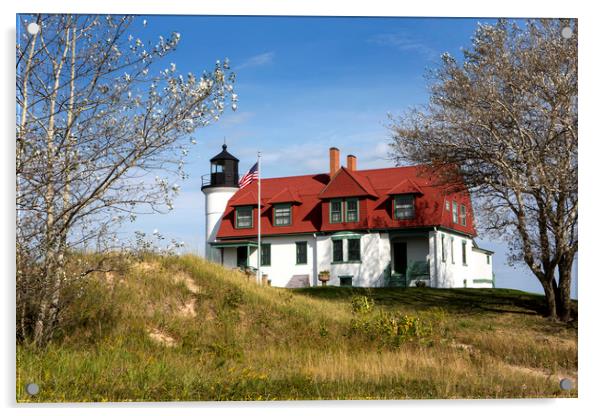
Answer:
201, 144, 239, 262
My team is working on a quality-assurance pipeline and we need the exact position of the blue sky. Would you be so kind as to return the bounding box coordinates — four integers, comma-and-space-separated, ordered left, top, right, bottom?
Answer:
120, 15, 576, 297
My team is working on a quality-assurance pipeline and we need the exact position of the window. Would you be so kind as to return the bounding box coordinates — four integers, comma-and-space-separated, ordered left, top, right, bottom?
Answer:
212, 163, 224, 173
441, 235, 446, 262
487, 255, 490, 265
394, 195, 415, 219
460, 204, 467, 226
347, 238, 361, 262
274, 204, 292, 226
333, 239, 343, 262
339, 276, 353, 287
346, 198, 359, 222
452, 201, 458, 223
235, 206, 253, 228
330, 199, 342, 223
462, 241, 467, 265
445, 200, 450, 211
296, 241, 307, 264
451, 237, 455, 264
260, 244, 271, 266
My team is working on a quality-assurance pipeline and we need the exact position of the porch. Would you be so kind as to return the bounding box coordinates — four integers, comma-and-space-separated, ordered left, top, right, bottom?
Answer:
209, 240, 258, 272
385, 230, 432, 288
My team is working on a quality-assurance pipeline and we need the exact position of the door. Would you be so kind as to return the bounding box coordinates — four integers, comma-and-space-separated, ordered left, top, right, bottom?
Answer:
393, 242, 407, 276
236, 246, 247, 268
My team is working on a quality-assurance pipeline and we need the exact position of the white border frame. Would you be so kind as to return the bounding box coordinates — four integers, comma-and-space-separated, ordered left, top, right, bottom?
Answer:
3, 1, 600, 415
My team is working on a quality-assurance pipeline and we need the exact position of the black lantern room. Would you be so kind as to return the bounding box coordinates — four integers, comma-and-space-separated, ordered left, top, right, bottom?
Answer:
203, 144, 239, 189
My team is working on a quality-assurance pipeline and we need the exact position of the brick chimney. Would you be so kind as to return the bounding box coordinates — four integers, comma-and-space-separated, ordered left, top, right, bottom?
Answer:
329, 147, 340, 178
346, 154, 357, 171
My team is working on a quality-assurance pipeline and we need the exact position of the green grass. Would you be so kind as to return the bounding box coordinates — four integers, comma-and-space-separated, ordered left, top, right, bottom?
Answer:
16, 254, 577, 402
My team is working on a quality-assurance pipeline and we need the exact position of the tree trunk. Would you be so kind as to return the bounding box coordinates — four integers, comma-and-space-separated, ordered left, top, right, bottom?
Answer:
557, 256, 574, 322
540, 277, 558, 320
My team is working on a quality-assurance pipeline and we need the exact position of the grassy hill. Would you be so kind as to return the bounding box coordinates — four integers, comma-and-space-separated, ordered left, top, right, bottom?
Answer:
17, 254, 577, 402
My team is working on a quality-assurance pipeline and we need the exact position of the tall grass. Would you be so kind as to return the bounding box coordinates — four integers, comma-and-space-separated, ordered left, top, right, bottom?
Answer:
17, 254, 577, 402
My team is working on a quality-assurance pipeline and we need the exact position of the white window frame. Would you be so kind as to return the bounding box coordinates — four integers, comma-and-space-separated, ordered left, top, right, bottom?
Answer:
273, 203, 292, 226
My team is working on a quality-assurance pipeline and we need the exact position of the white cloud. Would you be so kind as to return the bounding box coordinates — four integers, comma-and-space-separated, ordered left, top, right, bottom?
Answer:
369, 32, 438, 60
237, 51, 275, 69
239, 134, 392, 177
221, 111, 254, 126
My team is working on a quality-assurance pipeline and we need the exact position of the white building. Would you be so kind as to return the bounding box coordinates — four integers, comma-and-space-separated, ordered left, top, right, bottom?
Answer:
202, 146, 494, 288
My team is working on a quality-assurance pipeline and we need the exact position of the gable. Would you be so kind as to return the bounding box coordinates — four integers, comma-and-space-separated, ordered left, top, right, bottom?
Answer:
267, 187, 302, 205
319, 167, 377, 199
229, 189, 260, 206
387, 179, 424, 195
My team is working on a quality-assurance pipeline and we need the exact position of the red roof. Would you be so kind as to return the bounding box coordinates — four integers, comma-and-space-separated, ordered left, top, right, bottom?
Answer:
229, 190, 262, 207
215, 165, 477, 239
387, 178, 424, 195
267, 187, 302, 205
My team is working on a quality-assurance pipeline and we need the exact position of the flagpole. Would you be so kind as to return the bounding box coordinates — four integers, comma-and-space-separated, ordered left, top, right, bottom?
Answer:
257, 151, 261, 285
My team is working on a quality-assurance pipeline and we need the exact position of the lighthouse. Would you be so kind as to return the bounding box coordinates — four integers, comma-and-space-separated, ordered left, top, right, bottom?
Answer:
201, 144, 239, 262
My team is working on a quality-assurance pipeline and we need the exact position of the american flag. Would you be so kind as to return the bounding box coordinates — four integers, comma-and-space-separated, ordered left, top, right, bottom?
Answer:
238, 162, 258, 189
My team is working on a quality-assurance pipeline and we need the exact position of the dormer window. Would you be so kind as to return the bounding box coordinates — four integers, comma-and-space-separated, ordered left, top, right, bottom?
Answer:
329, 198, 360, 224
345, 198, 359, 222
452, 201, 458, 223
330, 199, 342, 223
393, 195, 415, 220
460, 204, 467, 226
273, 203, 292, 226
235, 206, 253, 229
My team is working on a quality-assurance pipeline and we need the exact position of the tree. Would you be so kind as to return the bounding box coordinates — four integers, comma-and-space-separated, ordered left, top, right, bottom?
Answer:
389, 19, 577, 321
16, 14, 237, 345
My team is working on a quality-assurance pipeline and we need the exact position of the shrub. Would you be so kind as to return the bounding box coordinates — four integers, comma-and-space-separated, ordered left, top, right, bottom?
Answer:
350, 311, 435, 348
350, 295, 375, 315
223, 287, 245, 308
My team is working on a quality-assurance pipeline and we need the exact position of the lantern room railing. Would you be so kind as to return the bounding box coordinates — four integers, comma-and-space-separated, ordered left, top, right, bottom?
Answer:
201, 174, 211, 188
201, 172, 239, 189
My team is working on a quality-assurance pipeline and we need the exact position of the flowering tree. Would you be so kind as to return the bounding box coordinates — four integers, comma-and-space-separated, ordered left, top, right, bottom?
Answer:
16, 14, 237, 345
390, 19, 577, 321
